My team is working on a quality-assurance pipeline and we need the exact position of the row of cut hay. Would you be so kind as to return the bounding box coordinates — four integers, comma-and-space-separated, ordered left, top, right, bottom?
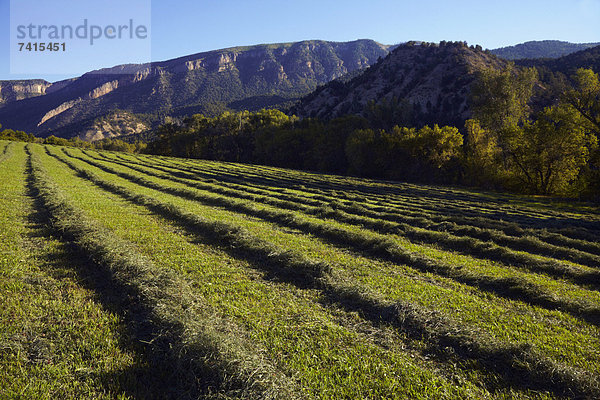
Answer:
65, 150, 600, 294
49, 148, 498, 399
0, 141, 14, 163
48, 146, 600, 399
134, 151, 600, 230
28, 145, 298, 400
94, 150, 600, 252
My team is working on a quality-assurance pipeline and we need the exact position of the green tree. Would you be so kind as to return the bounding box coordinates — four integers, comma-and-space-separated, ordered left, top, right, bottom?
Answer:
43, 135, 70, 146
0, 128, 36, 142
558, 68, 600, 198
471, 64, 538, 132
305, 115, 368, 173
345, 129, 383, 177
564, 68, 600, 135
502, 105, 596, 195
345, 125, 463, 181
246, 109, 293, 131
393, 125, 463, 171
363, 97, 413, 130
462, 119, 502, 187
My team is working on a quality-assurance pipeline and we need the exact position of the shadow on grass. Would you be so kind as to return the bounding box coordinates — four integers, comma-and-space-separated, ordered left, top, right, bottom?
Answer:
24, 162, 215, 400
178, 213, 599, 399
55, 146, 600, 398
83, 148, 600, 242
60, 149, 600, 326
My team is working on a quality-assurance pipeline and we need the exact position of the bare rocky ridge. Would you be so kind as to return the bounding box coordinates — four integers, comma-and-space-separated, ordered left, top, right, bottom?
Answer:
78, 111, 149, 141
0, 80, 53, 104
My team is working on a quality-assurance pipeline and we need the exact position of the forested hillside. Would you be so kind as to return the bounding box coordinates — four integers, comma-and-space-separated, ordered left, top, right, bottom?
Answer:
491, 40, 600, 60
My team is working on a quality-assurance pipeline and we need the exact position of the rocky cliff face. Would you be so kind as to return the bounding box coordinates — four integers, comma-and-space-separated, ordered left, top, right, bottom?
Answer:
79, 111, 149, 141
0, 80, 53, 104
0, 39, 390, 139
293, 42, 506, 127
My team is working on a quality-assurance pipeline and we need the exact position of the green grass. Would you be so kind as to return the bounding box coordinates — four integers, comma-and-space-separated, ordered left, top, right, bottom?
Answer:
3, 141, 600, 398
0, 140, 14, 163
58, 148, 600, 324
94, 149, 600, 253
51, 146, 600, 396
0, 142, 142, 399
32, 145, 496, 399
84, 149, 600, 278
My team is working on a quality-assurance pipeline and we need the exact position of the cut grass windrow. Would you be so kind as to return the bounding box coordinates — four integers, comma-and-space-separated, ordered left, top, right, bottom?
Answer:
168, 164, 600, 268
93, 150, 600, 257
59, 149, 600, 317
129, 148, 597, 223
197, 161, 600, 236
201, 168, 600, 243
27, 146, 300, 400
81, 150, 600, 271
0, 140, 14, 163
121, 151, 600, 233
41, 148, 501, 399
0, 143, 147, 399
109, 151, 599, 220
319, 201, 600, 267
49, 146, 600, 399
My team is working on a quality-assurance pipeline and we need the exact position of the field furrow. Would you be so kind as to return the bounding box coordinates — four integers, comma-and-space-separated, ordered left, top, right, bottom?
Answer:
64, 149, 600, 304
0, 140, 14, 163
120, 152, 600, 229
0, 143, 150, 399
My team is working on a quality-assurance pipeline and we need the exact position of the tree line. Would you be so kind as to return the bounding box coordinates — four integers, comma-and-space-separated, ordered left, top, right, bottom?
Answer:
2, 64, 598, 200
145, 65, 599, 199
0, 127, 146, 153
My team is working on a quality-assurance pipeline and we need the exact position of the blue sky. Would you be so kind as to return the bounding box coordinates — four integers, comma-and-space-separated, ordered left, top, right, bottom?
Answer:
1, 0, 599, 81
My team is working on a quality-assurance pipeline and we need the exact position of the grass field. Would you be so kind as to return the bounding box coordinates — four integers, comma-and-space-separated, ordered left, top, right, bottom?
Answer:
2, 139, 600, 399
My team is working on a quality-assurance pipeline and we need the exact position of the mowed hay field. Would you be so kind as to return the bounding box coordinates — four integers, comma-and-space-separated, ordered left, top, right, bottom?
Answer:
2, 140, 600, 399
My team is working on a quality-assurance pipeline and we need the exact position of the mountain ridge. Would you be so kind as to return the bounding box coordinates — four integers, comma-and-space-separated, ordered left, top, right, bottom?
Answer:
515, 44, 600, 76
0, 39, 390, 139
2, 39, 599, 140
293, 41, 506, 127
490, 40, 600, 60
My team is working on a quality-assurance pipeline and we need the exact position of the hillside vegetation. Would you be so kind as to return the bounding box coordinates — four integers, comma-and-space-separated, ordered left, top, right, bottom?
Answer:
293, 41, 505, 127
517, 44, 600, 76
143, 62, 600, 200
491, 40, 600, 60
1, 40, 599, 142
2, 140, 600, 398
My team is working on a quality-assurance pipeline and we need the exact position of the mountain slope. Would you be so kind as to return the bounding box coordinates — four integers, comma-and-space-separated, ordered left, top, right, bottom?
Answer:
515, 44, 600, 75
491, 40, 600, 60
0, 80, 52, 105
0, 40, 390, 139
293, 41, 506, 127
